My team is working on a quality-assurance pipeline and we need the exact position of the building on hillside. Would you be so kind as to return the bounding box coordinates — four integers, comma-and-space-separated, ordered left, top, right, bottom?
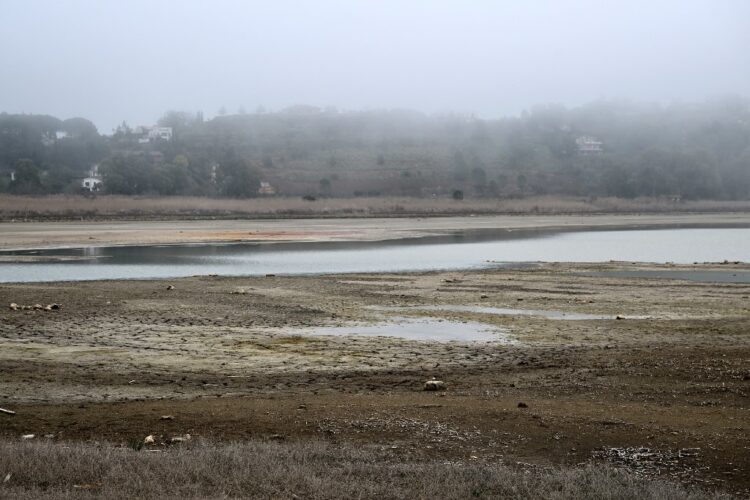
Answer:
209, 162, 219, 184
133, 125, 173, 143
258, 181, 276, 195
576, 135, 604, 154
148, 151, 165, 163
81, 164, 103, 192
81, 177, 103, 191
41, 133, 56, 147
40, 130, 71, 147
148, 126, 173, 141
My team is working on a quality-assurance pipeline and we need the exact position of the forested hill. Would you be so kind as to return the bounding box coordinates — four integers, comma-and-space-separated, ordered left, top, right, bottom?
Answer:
1, 97, 749, 199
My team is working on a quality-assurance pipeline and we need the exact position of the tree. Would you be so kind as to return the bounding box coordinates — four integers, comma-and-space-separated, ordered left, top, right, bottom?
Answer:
319, 178, 332, 196
9, 159, 43, 194
217, 157, 260, 198
100, 154, 150, 195
516, 174, 527, 194
61, 117, 98, 138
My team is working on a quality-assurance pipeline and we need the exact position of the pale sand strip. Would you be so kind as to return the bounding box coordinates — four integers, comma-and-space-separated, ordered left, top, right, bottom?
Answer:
1, 213, 749, 250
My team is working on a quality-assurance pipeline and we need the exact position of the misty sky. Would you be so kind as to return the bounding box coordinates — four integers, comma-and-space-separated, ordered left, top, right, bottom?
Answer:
2, 0, 748, 133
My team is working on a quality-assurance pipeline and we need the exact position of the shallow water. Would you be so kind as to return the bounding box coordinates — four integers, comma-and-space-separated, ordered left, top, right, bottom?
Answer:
301, 316, 513, 343
401, 305, 611, 320
1, 227, 749, 283
582, 269, 750, 283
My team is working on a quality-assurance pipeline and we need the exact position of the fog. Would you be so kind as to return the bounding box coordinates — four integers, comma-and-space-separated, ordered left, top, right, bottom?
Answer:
1, 0, 748, 132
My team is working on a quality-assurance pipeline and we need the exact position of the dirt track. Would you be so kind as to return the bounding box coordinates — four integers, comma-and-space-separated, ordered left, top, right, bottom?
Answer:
1, 262, 749, 495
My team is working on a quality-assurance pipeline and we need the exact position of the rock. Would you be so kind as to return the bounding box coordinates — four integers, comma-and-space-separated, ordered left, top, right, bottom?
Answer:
21, 434, 35, 440
170, 434, 191, 444
166, 285, 175, 290
517, 402, 528, 408
160, 415, 175, 420
424, 379, 446, 391
615, 315, 625, 320
480, 294, 489, 299
10, 302, 60, 312
72, 483, 101, 490
144, 434, 155, 444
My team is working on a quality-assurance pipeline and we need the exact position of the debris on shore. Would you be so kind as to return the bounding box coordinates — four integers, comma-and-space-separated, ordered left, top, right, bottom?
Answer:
9, 303, 60, 311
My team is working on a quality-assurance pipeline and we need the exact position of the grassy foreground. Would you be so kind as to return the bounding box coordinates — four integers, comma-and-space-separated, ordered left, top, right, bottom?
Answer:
2, 194, 750, 220
0, 439, 730, 500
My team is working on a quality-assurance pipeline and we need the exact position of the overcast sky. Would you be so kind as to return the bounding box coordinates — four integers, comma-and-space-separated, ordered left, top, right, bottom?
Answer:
1, 0, 748, 133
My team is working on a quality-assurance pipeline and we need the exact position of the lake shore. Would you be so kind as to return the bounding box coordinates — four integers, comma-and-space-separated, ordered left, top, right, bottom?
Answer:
2, 212, 750, 251
1, 261, 748, 495
3, 194, 750, 222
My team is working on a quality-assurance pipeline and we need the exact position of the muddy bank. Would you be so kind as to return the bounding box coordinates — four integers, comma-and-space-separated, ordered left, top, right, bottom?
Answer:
1, 262, 749, 494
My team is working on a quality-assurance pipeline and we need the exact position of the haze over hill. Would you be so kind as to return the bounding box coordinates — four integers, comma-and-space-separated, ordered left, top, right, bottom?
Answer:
1, 0, 749, 132
1, 98, 749, 200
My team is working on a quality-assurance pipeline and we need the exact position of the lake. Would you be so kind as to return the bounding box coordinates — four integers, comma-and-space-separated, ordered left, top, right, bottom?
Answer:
0, 227, 748, 283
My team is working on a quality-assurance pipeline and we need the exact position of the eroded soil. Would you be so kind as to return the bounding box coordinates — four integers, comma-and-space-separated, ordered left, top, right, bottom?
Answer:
1, 263, 749, 495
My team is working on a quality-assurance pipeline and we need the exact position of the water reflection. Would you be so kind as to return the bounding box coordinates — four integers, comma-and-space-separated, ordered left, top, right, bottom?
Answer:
1, 227, 748, 283
392, 305, 611, 320
302, 316, 513, 343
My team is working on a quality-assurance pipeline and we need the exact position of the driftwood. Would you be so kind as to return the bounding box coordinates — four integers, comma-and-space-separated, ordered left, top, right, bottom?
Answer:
0, 408, 16, 416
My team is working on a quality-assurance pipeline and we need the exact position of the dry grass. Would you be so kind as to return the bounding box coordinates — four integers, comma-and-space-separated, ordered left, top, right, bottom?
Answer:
2, 194, 750, 220
0, 439, 730, 499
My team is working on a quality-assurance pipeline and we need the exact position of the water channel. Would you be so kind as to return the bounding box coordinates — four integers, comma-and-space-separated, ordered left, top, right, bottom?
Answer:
1, 227, 749, 283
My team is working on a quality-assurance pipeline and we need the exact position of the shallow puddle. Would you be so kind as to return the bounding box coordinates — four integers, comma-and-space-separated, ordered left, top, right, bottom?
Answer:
302, 316, 513, 343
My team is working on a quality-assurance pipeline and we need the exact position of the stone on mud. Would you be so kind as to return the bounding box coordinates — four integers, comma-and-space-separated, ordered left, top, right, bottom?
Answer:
424, 379, 446, 391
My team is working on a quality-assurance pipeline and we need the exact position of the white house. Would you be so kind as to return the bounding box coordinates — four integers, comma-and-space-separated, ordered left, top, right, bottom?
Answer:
81, 164, 103, 191
134, 125, 173, 142
258, 181, 276, 195
576, 135, 604, 154
81, 177, 103, 191
147, 127, 173, 141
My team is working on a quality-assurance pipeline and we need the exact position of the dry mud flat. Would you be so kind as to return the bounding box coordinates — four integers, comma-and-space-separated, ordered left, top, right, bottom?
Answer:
1, 262, 749, 495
